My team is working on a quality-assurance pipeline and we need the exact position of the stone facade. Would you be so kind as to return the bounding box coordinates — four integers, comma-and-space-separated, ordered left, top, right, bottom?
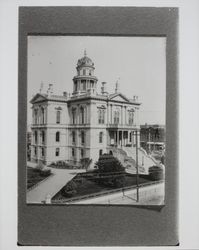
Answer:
30, 51, 141, 166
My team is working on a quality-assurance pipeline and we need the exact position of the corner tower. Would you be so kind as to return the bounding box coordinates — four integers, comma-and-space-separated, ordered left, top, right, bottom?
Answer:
72, 50, 98, 95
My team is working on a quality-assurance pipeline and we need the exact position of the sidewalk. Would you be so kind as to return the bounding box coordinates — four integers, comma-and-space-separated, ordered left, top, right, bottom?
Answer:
72, 182, 164, 205
27, 168, 85, 203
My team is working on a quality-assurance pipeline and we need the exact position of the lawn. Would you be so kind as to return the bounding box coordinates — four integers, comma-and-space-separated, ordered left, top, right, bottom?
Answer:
27, 167, 52, 189
52, 173, 152, 201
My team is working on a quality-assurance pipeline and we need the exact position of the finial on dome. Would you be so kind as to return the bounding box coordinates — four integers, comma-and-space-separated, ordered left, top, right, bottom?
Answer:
84, 49, 87, 56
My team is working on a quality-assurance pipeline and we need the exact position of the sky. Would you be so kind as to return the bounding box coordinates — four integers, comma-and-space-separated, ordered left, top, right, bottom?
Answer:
27, 36, 166, 126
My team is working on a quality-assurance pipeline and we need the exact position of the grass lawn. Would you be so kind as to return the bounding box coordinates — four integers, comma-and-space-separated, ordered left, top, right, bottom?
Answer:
52, 173, 152, 201
27, 167, 52, 189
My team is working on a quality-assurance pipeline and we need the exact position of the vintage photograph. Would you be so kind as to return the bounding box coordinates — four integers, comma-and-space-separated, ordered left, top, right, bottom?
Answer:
26, 36, 166, 205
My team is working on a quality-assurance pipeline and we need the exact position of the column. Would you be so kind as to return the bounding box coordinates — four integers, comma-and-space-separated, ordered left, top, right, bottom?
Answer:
117, 130, 119, 146
110, 104, 113, 124
124, 106, 126, 125
121, 106, 123, 125
114, 131, 117, 146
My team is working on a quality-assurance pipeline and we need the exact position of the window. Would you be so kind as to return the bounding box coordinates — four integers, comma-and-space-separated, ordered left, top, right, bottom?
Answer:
74, 81, 78, 92
34, 147, 37, 156
80, 149, 84, 158
34, 109, 38, 124
41, 131, 45, 144
99, 149, 103, 156
41, 148, 45, 157
83, 69, 86, 75
72, 131, 76, 143
89, 70, 92, 76
80, 107, 85, 124
99, 132, 103, 143
41, 107, 45, 124
81, 80, 86, 91
55, 148, 59, 156
72, 148, 75, 157
128, 110, 134, 125
56, 131, 60, 142
98, 109, 105, 124
81, 131, 85, 144
114, 110, 120, 124
72, 108, 76, 124
34, 131, 38, 144
56, 110, 61, 124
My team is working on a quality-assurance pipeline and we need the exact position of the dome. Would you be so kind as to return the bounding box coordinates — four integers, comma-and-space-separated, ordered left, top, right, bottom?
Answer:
77, 50, 94, 68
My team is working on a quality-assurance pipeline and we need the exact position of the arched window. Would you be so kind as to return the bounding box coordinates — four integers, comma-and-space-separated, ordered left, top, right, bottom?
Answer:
72, 131, 76, 143
80, 107, 85, 124
99, 132, 103, 143
81, 131, 85, 144
56, 110, 61, 124
56, 131, 60, 142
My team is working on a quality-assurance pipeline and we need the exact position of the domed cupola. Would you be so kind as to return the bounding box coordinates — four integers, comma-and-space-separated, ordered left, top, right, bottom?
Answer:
72, 50, 98, 95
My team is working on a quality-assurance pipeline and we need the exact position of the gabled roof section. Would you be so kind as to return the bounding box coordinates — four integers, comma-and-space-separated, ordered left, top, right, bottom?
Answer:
108, 92, 130, 102
30, 93, 68, 104
30, 93, 48, 104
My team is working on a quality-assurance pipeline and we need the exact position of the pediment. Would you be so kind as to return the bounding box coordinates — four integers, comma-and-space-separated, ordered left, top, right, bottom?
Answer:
109, 93, 130, 103
30, 93, 47, 104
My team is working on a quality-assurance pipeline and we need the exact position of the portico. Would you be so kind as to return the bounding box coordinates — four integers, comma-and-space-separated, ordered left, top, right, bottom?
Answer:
108, 129, 140, 148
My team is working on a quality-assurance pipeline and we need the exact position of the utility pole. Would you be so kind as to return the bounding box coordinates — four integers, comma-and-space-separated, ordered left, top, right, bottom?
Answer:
135, 130, 139, 202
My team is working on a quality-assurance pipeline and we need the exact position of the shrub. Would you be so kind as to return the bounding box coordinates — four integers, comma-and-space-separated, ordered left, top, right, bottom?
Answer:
62, 180, 77, 197
148, 165, 164, 180
40, 169, 51, 177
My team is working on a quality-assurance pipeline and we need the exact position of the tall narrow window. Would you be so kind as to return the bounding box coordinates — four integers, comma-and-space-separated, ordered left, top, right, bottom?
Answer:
81, 149, 84, 158
34, 131, 38, 144
41, 107, 45, 124
81, 131, 85, 144
98, 109, 105, 124
89, 70, 92, 76
55, 148, 59, 156
56, 110, 61, 124
114, 110, 120, 124
99, 132, 103, 143
34, 109, 38, 124
83, 69, 86, 75
41, 148, 45, 157
72, 108, 76, 124
34, 147, 37, 156
80, 107, 85, 124
99, 149, 103, 156
56, 131, 60, 142
72, 131, 76, 143
128, 110, 134, 125
72, 148, 75, 157
41, 131, 45, 144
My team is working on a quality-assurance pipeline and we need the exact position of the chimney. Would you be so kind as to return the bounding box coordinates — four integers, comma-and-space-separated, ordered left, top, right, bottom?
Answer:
101, 82, 107, 94
47, 84, 53, 96
63, 91, 68, 98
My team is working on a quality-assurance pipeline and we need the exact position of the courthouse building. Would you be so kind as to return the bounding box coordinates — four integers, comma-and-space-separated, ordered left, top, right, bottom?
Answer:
30, 51, 141, 166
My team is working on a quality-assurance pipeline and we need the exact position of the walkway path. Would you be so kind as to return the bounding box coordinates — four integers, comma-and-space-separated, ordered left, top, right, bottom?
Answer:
27, 168, 85, 203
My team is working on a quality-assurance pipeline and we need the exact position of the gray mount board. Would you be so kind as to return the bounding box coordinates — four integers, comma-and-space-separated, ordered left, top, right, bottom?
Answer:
18, 7, 178, 246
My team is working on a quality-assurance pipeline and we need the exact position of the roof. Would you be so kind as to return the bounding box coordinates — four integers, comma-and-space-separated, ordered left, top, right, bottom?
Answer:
30, 93, 68, 104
